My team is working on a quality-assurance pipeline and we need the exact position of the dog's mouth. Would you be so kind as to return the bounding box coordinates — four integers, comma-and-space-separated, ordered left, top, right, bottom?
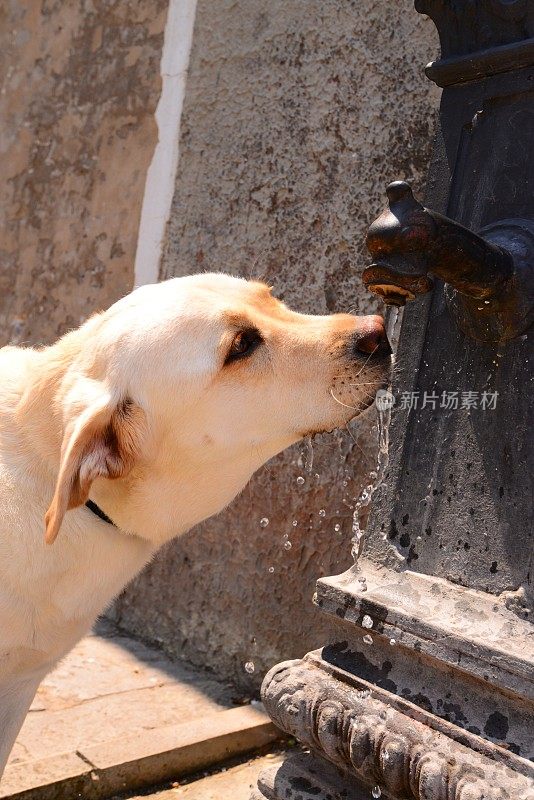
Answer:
299, 372, 390, 439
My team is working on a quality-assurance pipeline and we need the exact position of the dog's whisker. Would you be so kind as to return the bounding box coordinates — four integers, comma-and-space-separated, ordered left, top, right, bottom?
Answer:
353, 346, 379, 379
345, 423, 368, 459
330, 388, 362, 410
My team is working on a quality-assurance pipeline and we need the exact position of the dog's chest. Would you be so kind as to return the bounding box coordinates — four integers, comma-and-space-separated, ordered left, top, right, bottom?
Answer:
0, 497, 153, 662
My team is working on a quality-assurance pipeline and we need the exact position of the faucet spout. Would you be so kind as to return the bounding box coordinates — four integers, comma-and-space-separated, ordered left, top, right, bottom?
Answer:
363, 181, 514, 307
361, 181, 534, 342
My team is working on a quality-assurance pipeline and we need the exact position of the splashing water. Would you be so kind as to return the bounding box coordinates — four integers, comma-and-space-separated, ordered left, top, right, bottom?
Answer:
350, 401, 392, 562
299, 435, 314, 473
350, 306, 400, 561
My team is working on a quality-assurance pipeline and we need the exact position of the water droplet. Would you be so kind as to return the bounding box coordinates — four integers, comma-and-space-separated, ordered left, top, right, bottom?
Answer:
268, 566, 275, 573
244, 661, 255, 674
283, 540, 292, 550
383, 749, 390, 762
296, 476, 305, 486
334, 523, 341, 532
292, 519, 298, 527
389, 638, 396, 646
259, 517, 269, 528
362, 614, 373, 629
342, 480, 348, 487
357, 576, 368, 592
363, 634, 373, 645
319, 509, 326, 517
372, 786, 382, 798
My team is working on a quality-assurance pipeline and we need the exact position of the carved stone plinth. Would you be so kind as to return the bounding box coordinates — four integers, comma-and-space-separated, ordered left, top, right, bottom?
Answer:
254, 2, 534, 798
256, 560, 534, 799
260, 660, 533, 800
258, 564, 534, 799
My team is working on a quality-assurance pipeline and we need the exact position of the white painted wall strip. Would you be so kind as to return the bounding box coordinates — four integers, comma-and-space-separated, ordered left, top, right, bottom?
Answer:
134, 0, 198, 288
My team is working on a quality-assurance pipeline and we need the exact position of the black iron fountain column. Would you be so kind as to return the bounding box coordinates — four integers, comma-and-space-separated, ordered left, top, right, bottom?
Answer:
253, 2, 534, 799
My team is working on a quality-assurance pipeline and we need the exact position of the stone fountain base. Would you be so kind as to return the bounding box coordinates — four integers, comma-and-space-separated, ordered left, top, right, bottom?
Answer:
253, 562, 534, 800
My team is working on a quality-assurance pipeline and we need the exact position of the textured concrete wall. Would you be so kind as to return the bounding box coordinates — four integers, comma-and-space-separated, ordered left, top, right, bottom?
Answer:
111, 0, 440, 691
0, 0, 167, 346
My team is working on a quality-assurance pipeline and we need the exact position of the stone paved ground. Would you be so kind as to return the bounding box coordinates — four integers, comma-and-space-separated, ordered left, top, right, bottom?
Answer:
8, 618, 238, 769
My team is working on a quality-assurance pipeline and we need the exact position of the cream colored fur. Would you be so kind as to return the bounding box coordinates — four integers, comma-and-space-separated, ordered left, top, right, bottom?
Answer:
0, 273, 389, 775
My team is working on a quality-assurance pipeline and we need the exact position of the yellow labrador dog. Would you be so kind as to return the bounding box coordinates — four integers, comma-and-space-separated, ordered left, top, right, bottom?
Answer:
0, 273, 390, 774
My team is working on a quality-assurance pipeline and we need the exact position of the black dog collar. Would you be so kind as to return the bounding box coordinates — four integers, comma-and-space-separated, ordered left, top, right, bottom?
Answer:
85, 499, 116, 527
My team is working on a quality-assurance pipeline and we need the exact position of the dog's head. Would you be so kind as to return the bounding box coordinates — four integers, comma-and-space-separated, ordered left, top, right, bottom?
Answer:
44, 274, 391, 543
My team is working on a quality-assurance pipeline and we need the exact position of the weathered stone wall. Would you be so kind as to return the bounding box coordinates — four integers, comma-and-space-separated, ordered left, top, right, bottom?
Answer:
111, 0, 440, 691
0, 0, 167, 346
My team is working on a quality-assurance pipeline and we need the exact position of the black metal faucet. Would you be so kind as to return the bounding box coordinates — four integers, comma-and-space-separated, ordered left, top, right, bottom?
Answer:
363, 181, 534, 343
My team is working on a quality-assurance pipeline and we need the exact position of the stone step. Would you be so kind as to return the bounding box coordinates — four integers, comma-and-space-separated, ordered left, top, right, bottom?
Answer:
122, 752, 285, 800
1, 619, 281, 799
1, 705, 280, 800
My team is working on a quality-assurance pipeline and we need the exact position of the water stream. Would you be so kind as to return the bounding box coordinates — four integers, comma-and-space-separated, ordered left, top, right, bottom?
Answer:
350, 307, 401, 567
350, 402, 391, 563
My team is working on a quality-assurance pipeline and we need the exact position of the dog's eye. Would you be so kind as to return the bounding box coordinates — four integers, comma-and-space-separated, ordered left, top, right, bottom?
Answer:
225, 329, 263, 363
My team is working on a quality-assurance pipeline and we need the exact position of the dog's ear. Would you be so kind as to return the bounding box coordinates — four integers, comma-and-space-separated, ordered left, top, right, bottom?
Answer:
45, 391, 146, 544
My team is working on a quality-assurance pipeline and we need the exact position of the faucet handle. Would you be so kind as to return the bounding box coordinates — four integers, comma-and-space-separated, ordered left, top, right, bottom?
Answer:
362, 181, 534, 342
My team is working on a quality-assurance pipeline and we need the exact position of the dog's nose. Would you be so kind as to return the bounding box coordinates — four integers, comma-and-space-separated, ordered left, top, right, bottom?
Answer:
352, 315, 391, 358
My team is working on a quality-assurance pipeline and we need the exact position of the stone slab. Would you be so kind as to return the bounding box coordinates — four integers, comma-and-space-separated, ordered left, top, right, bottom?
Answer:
1, 706, 281, 800
317, 561, 534, 699
119, 752, 285, 799
8, 619, 236, 766
2, 621, 281, 798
